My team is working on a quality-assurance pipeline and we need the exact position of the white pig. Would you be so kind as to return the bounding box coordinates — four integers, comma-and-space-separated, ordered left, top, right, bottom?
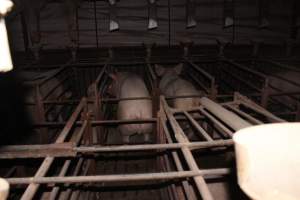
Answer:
155, 63, 203, 140
108, 72, 153, 143
155, 63, 202, 109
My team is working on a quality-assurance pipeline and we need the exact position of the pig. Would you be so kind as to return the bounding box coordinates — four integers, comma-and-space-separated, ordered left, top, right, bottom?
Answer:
18, 70, 72, 123
108, 72, 153, 143
155, 63, 203, 140
155, 63, 202, 109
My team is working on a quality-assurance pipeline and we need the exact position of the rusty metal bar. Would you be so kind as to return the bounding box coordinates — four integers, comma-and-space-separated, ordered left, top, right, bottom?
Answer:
161, 96, 214, 200
185, 59, 215, 82
49, 119, 89, 200
42, 74, 70, 100
57, 158, 84, 200
93, 0, 99, 48
225, 105, 263, 125
223, 59, 267, 79
233, 92, 286, 123
7, 168, 230, 185
38, 66, 68, 86
182, 111, 214, 141
200, 97, 252, 131
160, 111, 197, 200
20, 98, 87, 200
199, 108, 233, 137
75, 140, 233, 153
101, 96, 152, 102
0, 143, 75, 159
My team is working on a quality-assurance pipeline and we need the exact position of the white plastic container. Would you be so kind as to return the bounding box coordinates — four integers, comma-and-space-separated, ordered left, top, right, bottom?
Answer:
233, 123, 300, 200
0, 178, 9, 200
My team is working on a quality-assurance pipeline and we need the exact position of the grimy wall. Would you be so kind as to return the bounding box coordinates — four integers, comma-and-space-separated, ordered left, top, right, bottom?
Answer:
6, 0, 300, 52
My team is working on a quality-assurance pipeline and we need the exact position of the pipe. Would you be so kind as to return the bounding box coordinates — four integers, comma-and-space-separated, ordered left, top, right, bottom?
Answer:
200, 97, 252, 131
20, 98, 87, 200
75, 139, 233, 153
6, 169, 230, 185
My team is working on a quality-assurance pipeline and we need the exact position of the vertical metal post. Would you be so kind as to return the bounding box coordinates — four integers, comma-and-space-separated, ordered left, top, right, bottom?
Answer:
36, 85, 47, 143
261, 78, 270, 108
20, 11, 29, 53
160, 97, 214, 200
93, 0, 99, 48
168, 0, 171, 47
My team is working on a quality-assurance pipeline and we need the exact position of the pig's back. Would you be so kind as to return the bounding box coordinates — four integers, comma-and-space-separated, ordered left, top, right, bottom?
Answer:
119, 74, 151, 98
117, 73, 153, 135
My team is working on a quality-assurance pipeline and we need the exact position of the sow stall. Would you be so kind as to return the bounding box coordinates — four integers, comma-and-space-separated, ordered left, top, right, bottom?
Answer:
0, 80, 284, 200
236, 59, 300, 121
189, 57, 300, 121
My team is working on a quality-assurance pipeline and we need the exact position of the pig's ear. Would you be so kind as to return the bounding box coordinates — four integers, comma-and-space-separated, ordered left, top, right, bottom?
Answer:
174, 63, 183, 75
108, 73, 117, 81
155, 64, 165, 76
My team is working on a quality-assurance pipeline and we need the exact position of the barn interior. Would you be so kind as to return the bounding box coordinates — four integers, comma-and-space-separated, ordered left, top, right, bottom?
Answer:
0, 0, 300, 199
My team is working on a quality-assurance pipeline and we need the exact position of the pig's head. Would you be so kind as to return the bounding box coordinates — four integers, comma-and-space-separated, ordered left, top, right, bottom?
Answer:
155, 63, 183, 78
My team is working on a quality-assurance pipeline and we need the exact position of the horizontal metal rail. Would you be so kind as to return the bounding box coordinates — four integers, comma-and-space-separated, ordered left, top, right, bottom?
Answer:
0, 140, 233, 159
6, 168, 230, 185
20, 98, 87, 200
0, 143, 75, 159
75, 140, 233, 153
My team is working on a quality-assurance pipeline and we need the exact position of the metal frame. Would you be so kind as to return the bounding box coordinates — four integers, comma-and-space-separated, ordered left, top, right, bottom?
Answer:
0, 90, 284, 200
0, 46, 292, 199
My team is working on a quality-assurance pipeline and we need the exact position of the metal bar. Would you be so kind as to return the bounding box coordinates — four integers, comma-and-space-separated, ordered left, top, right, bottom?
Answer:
233, 93, 286, 122
168, 0, 171, 47
189, 72, 210, 93
183, 111, 214, 141
93, 0, 99, 48
42, 74, 70, 100
200, 97, 252, 131
20, 98, 86, 200
225, 105, 263, 125
166, 94, 204, 99
92, 118, 157, 125
220, 67, 262, 92
29, 116, 204, 128
95, 62, 108, 85
58, 158, 84, 200
223, 59, 267, 79
75, 140, 233, 153
161, 97, 214, 200
7, 169, 230, 185
101, 96, 152, 102
49, 160, 71, 200
49, 120, 88, 200
185, 59, 215, 81
199, 107, 233, 137
38, 66, 68, 86
0, 143, 75, 159
161, 110, 200, 200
